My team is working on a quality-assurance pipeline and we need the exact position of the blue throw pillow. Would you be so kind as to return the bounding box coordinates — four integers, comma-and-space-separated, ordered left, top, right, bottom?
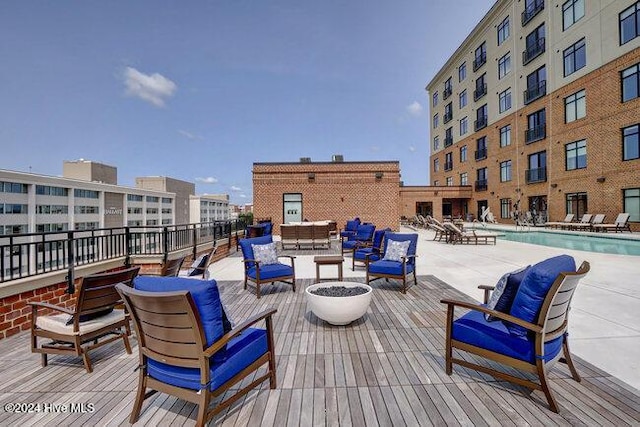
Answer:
507, 255, 576, 336
485, 266, 530, 321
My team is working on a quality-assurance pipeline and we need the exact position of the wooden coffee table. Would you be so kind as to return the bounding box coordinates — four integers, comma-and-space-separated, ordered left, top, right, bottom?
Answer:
314, 255, 344, 282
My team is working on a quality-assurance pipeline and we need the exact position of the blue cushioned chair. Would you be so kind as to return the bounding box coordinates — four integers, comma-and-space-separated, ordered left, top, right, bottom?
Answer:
117, 277, 277, 427
239, 235, 296, 299
441, 255, 590, 413
339, 217, 361, 238
365, 232, 418, 293
341, 223, 376, 255
352, 228, 390, 271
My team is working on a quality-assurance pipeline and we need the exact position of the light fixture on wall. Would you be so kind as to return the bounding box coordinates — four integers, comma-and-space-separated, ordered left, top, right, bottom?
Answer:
375, 172, 384, 180
551, 183, 558, 188
308, 173, 315, 181
596, 176, 605, 183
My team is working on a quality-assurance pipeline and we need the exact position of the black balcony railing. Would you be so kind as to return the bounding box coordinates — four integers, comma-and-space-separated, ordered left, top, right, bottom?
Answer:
474, 83, 487, 101
525, 124, 546, 143
474, 115, 488, 131
443, 111, 453, 123
522, 0, 544, 26
475, 147, 488, 161
526, 167, 547, 183
444, 136, 453, 147
475, 180, 488, 191
523, 37, 546, 65
473, 53, 486, 71
444, 161, 453, 171
443, 87, 453, 100
524, 80, 546, 104
0, 219, 246, 286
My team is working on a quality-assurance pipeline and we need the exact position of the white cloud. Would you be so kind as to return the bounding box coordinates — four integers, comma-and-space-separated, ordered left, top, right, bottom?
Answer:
239, 194, 247, 198
370, 146, 380, 152
230, 186, 242, 191
123, 67, 177, 107
408, 145, 416, 152
195, 177, 218, 184
406, 101, 423, 116
178, 130, 202, 140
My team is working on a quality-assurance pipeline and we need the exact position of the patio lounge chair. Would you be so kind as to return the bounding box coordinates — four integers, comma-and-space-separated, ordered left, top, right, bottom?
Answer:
352, 228, 389, 270
566, 214, 593, 231
441, 255, 590, 412
570, 214, 605, 231
544, 214, 574, 229
239, 235, 296, 299
427, 216, 450, 242
341, 223, 376, 255
29, 266, 140, 372
591, 213, 631, 233
444, 222, 497, 245
339, 217, 361, 239
160, 255, 187, 277
365, 232, 418, 294
179, 246, 217, 279
117, 277, 276, 427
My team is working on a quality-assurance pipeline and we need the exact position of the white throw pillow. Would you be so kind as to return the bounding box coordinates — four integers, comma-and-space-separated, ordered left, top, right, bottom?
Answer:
251, 242, 279, 266
382, 239, 411, 262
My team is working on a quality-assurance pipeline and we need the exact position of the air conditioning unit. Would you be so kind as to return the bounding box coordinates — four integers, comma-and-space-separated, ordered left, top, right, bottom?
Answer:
331, 154, 344, 162
300, 157, 311, 163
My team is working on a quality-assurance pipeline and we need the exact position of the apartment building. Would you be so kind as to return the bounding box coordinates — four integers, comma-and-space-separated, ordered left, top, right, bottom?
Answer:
190, 194, 230, 223
135, 176, 195, 224
427, 0, 640, 228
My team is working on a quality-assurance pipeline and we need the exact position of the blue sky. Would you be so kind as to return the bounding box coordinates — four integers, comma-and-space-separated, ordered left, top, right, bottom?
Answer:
0, 1, 493, 204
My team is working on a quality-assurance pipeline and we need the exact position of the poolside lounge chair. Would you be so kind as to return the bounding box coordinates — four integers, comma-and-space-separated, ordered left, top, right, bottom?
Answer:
427, 216, 451, 242
591, 213, 632, 233
544, 214, 575, 229
441, 255, 590, 413
567, 214, 593, 231
569, 214, 605, 231
444, 222, 497, 245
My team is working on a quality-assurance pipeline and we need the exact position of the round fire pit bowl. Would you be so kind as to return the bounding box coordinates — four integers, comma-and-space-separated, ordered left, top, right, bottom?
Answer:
305, 281, 373, 326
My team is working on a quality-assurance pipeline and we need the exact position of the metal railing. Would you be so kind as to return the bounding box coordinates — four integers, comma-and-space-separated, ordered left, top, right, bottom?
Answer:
474, 115, 488, 131
473, 53, 486, 71
444, 161, 453, 171
475, 180, 488, 191
526, 167, 547, 183
523, 37, 545, 65
443, 86, 453, 100
523, 80, 546, 104
474, 83, 487, 101
525, 124, 546, 143
522, 0, 544, 26
444, 136, 453, 147
475, 147, 488, 161
443, 111, 453, 123
0, 219, 247, 290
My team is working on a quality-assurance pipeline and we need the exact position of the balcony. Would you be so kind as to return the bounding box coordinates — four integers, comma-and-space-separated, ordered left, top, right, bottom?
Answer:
522, 0, 544, 26
444, 136, 453, 147
443, 86, 453, 100
474, 115, 488, 131
473, 53, 486, 71
473, 83, 487, 101
475, 147, 487, 161
474, 179, 488, 191
443, 111, 453, 124
444, 161, 453, 171
523, 37, 545, 65
525, 124, 546, 144
523, 80, 546, 104
526, 166, 547, 183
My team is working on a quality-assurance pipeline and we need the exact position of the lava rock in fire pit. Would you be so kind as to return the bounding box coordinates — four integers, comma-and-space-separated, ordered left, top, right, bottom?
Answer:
310, 286, 369, 297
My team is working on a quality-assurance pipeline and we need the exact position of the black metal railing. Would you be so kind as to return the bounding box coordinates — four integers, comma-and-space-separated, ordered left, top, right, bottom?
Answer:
443, 87, 453, 100
474, 115, 488, 131
523, 80, 546, 104
475, 147, 488, 161
475, 180, 488, 191
474, 83, 487, 101
525, 124, 546, 143
444, 161, 453, 171
526, 167, 547, 183
523, 37, 545, 65
522, 0, 544, 26
444, 136, 453, 147
0, 219, 246, 287
473, 53, 486, 71
443, 111, 453, 123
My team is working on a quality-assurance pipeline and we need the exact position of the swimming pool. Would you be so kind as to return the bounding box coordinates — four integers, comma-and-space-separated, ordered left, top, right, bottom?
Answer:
494, 230, 640, 256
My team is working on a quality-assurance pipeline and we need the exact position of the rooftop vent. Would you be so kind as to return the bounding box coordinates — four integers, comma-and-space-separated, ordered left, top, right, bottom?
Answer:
332, 154, 344, 162
300, 157, 311, 163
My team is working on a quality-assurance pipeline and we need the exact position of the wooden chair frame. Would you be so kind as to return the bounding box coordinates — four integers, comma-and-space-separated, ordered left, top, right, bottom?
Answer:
116, 284, 277, 427
180, 246, 217, 279
243, 256, 296, 299
160, 255, 187, 277
29, 266, 140, 372
365, 253, 417, 294
441, 261, 590, 412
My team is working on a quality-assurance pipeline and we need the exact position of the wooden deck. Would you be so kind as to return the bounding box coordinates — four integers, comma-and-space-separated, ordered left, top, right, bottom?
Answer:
1, 275, 639, 426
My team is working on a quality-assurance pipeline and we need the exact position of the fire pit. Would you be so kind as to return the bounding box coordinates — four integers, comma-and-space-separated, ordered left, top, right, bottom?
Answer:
305, 282, 373, 325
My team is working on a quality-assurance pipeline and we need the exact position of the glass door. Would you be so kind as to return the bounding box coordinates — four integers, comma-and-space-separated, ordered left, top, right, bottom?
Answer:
283, 193, 302, 223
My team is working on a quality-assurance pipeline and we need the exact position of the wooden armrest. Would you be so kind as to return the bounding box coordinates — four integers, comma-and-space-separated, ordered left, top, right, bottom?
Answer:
242, 258, 259, 265
440, 298, 542, 333
29, 301, 74, 315
401, 254, 417, 262
277, 255, 296, 261
204, 308, 277, 357
477, 285, 495, 291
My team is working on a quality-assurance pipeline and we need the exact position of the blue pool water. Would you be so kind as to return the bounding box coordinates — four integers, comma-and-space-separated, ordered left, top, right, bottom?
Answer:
495, 230, 640, 256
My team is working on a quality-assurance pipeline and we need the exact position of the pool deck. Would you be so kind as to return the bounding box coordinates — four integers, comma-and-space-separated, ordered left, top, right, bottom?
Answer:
214, 225, 640, 391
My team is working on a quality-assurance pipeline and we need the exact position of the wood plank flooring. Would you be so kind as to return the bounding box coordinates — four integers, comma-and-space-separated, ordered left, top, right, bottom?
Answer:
0, 274, 639, 426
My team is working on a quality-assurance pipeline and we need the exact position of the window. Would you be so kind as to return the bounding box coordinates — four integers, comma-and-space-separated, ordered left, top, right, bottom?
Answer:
500, 199, 512, 219
459, 90, 467, 109
563, 0, 585, 30
128, 207, 143, 214
474, 73, 487, 101
434, 158, 440, 172
460, 145, 467, 162
446, 177, 453, 186
36, 205, 68, 214
624, 188, 640, 222
146, 219, 158, 226
433, 113, 439, 128
445, 152, 453, 171
526, 109, 546, 143
459, 117, 468, 136
498, 53, 511, 79
566, 140, 587, 170
0, 204, 28, 214
162, 197, 172, 204
444, 102, 453, 123
623, 124, 640, 161
459, 62, 467, 82
565, 192, 588, 217
622, 63, 640, 102
127, 194, 143, 202
2, 224, 28, 235
473, 42, 487, 71
36, 223, 68, 233
445, 127, 453, 147
527, 151, 547, 183
522, 0, 544, 26
433, 136, 440, 150
524, 23, 545, 65
432, 91, 438, 106
475, 104, 488, 131
74, 189, 99, 199
525, 65, 547, 104
146, 196, 159, 203
36, 185, 68, 197
162, 208, 172, 214
146, 208, 158, 214
444, 77, 453, 99
433, 180, 439, 186
75, 222, 98, 231
563, 38, 586, 77
74, 205, 99, 214
1, 181, 28, 193
476, 168, 488, 191
500, 160, 512, 182
565, 89, 586, 122
460, 172, 468, 185
476, 136, 488, 160
499, 88, 512, 113
500, 125, 511, 147
498, 16, 510, 45
620, 2, 640, 45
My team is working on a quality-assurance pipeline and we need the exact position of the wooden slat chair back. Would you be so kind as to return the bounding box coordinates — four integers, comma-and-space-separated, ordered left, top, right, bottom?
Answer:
29, 266, 140, 373
296, 224, 314, 249
161, 255, 187, 277
312, 223, 330, 248
180, 246, 217, 279
280, 224, 298, 249
116, 283, 277, 426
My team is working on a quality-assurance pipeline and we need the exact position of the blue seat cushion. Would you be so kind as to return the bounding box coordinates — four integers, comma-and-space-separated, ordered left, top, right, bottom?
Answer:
247, 263, 293, 281
239, 235, 274, 269
342, 240, 360, 250
452, 309, 563, 363
354, 247, 380, 261
147, 327, 268, 391
508, 255, 576, 336
368, 260, 414, 276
